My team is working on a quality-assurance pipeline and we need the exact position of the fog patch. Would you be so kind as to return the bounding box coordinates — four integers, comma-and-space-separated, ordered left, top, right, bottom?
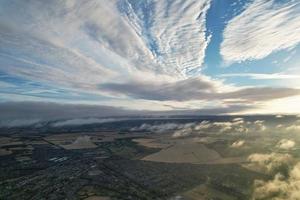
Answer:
62, 136, 97, 149
0, 119, 41, 128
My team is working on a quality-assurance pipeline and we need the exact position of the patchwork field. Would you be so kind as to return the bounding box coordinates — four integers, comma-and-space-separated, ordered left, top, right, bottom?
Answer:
1, 115, 300, 199
140, 137, 246, 164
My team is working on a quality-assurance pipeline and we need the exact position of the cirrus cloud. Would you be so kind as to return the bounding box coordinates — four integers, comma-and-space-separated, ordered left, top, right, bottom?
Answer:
221, 0, 300, 64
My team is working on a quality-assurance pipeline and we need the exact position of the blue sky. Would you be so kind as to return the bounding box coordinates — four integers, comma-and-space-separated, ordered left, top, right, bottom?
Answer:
0, 0, 300, 116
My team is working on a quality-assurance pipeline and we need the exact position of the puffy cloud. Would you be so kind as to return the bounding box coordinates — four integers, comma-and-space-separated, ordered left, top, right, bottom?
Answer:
277, 139, 296, 150
207, 118, 253, 134
252, 162, 300, 200
212, 121, 239, 133
270, 120, 300, 134
231, 140, 245, 148
247, 153, 293, 175
131, 118, 267, 138
221, 0, 300, 63
286, 125, 300, 132
253, 120, 267, 132
131, 122, 196, 137
131, 121, 199, 138
172, 127, 193, 138
192, 118, 266, 136
194, 120, 212, 130
273, 119, 300, 133
131, 122, 187, 133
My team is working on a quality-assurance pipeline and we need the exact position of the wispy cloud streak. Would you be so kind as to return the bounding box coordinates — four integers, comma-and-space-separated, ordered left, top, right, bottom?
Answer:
221, 0, 300, 63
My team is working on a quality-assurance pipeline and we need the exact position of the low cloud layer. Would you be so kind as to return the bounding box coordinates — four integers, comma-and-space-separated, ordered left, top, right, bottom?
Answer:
0, 101, 255, 127
0, 102, 138, 122
131, 117, 268, 138
51, 118, 128, 127
0, 119, 41, 128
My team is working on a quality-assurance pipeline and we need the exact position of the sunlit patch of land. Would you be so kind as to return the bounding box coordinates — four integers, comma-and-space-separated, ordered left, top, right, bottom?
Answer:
140, 137, 246, 164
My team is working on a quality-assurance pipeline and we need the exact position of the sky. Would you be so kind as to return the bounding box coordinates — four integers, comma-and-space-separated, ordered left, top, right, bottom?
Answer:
0, 0, 300, 120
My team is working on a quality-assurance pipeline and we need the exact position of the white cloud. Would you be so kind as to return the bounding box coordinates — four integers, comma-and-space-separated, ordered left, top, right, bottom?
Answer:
286, 125, 300, 132
220, 73, 300, 80
132, 122, 197, 137
253, 162, 300, 200
172, 127, 193, 138
210, 118, 250, 133
247, 153, 293, 174
131, 122, 185, 133
131, 118, 267, 138
149, 0, 211, 76
0, 0, 212, 94
1, 0, 300, 115
277, 139, 295, 150
253, 120, 266, 131
221, 0, 300, 64
231, 140, 245, 148
194, 120, 212, 130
